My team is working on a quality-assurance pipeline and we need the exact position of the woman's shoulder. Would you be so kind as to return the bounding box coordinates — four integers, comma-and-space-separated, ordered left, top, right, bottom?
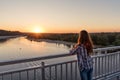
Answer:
75, 43, 83, 47
74, 44, 82, 49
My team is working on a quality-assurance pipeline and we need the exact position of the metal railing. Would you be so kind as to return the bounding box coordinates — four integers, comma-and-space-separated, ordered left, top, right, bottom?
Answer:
0, 46, 120, 80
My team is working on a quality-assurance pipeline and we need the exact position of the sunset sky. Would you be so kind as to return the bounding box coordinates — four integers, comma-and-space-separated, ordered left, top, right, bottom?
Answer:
0, 0, 120, 33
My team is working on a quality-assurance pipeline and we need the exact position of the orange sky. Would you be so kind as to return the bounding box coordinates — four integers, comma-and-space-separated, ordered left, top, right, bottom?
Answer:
0, 0, 120, 33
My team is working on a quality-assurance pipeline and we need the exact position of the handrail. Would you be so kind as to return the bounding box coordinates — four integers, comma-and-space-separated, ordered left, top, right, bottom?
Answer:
93, 46, 120, 51
0, 46, 120, 66
0, 53, 71, 66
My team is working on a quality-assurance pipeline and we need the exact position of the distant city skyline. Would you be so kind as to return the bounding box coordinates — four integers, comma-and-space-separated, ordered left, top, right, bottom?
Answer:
0, 0, 120, 33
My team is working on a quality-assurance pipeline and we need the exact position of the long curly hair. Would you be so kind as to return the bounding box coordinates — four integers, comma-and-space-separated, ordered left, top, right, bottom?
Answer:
77, 30, 94, 55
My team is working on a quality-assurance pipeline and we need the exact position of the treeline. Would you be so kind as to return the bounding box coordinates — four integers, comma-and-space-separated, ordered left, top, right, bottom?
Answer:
91, 33, 120, 46
0, 29, 22, 36
27, 33, 78, 42
27, 32, 120, 46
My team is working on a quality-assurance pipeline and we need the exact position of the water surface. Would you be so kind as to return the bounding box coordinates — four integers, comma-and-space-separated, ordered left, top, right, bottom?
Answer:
0, 37, 70, 62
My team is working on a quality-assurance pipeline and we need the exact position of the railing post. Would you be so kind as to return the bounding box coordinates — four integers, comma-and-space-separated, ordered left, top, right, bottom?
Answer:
98, 50, 101, 55
105, 51, 107, 54
41, 62, 45, 80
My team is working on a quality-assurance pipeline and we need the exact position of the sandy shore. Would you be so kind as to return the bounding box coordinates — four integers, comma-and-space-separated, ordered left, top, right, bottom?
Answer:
28, 38, 76, 47
27, 38, 101, 48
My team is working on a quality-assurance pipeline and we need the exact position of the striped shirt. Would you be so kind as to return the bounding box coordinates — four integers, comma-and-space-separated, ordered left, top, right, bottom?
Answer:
70, 44, 93, 71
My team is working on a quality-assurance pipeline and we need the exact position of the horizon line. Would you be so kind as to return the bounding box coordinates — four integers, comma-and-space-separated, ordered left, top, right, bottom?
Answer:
0, 29, 120, 34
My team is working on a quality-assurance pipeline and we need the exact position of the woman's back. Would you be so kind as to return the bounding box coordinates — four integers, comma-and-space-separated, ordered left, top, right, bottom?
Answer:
70, 44, 93, 71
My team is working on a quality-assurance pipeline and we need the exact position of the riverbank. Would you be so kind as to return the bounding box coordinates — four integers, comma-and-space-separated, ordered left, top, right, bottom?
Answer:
27, 37, 104, 48
27, 37, 75, 47
0, 35, 22, 40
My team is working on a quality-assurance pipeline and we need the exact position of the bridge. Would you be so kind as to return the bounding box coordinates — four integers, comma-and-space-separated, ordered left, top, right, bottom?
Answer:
0, 46, 120, 80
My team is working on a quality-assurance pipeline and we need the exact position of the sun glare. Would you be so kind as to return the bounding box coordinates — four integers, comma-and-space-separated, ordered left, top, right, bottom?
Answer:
33, 27, 43, 33
34, 29, 41, 33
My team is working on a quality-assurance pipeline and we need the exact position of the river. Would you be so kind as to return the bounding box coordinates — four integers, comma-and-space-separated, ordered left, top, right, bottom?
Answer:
0, 36, 71, 62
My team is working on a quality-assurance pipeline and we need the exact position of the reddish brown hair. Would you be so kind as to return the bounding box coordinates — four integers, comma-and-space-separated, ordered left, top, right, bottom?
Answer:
78, 30, 94, 55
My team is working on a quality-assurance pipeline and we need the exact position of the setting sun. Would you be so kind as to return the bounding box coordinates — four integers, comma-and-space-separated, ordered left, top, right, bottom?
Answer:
32, 27, 44, 33
34, 28, 41, 33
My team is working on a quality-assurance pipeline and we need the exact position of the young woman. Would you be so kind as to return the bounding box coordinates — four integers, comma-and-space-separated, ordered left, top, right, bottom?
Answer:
70, 30, 94, 80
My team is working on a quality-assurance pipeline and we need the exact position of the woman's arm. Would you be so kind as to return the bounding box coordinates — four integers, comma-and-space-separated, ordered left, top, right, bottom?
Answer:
70, 46, 79, 55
